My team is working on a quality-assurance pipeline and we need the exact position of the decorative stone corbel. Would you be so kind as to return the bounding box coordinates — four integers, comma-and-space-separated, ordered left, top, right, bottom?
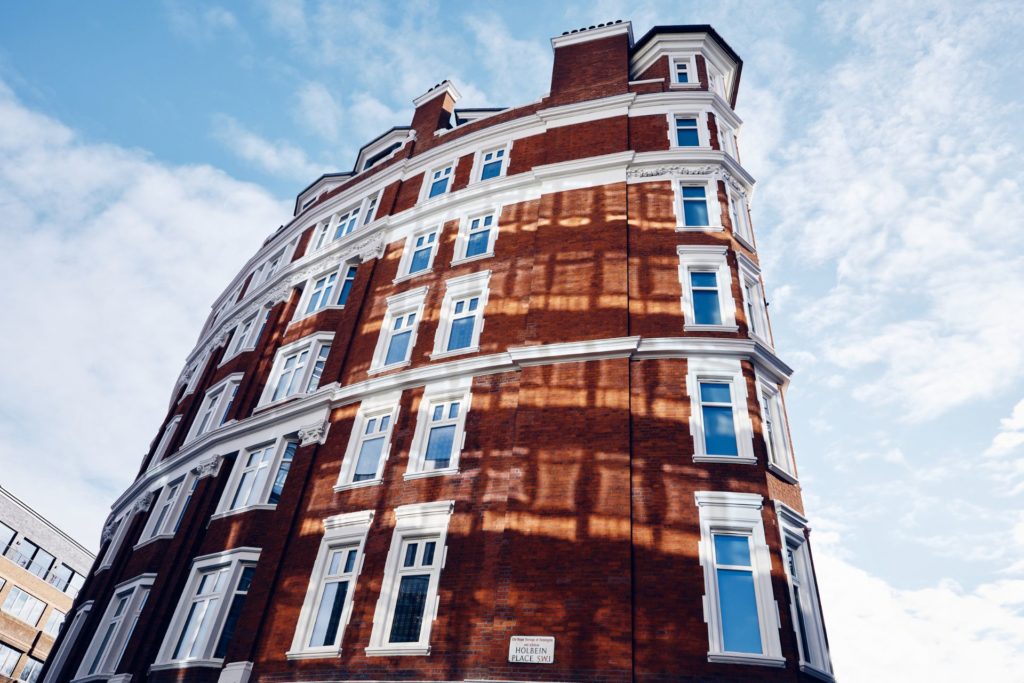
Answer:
191, 454, 224, 479
298, 420, 330, 446
132, 490, 155, 514
354, 232, 387, 263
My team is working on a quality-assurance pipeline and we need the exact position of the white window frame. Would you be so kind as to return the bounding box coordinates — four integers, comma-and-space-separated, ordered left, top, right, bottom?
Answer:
727, 184, 754, 249
0, 644, 21, 679
137, 473, 195, 546
695, 491, 784, 667
336, 392, 401, 491
259, 331, 335, 406
678, 246, 738, 332
287, 510, 373, 659
687, 357, 756, 464
737, 254, 770, 345
215, 436, 299, 517
150, 415, 182, 467
395, 226, 442, 282
186, 374, 242, 443
431, 271, 491, 359
669, 54, 699, 88
74, 574, 154, 680
1, 586, 45, 626
673, 176, 723, 231
776, 503, 833, 681
222, 314, 258, 362
154, 547, 261, 668
420, 161, 456, 202
366, 500, 454, 657
43, 606, 66, 637
452, 209, 500, 265
718, 118, 740, 160
19, 656, 43, 683
369, 287, 428, 373
306, 192, 382, 256
294, 261, 359, 320
42, 601, 93, 683
404, 377, 472, 480
97, 511, 132, 572
668, 111, 712, 149
471, 142, 512, 183
757, 377, 797, 481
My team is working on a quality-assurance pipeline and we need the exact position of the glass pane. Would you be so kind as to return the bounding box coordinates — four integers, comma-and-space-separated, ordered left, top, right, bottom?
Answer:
448, 402, 460, 419
703, 405, 739, 456
690, 271, 717, 288
466, 229, 490, 257
410, 246, 432, 273
428, 178, 448, 197
700, 382, 732, 403
717, 568, 762, 654
423, 541, 436, 566
676, 128, 700, 147
481, 160, 502, 180
714, 534, 751, 567
683, 198, 710, 226
327, 551, 343, 575
384, 330, 411, 365
682, 186, 706, 198
425, 424, 456, 465
337, 279, 354, 306
344, 549, 357, 573
692, 289, 722, 325
677, 70, 689, 83
388, 575, 430, 643
432, 405, 444, 421
353, 437, 385, 481
308, 580, 348, 648
404, 543, 418, 567
213, 592, 248, 658
447, 316, 475, 351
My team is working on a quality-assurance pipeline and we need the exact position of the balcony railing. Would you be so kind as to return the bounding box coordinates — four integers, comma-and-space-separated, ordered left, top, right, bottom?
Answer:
2, 546, 80, 597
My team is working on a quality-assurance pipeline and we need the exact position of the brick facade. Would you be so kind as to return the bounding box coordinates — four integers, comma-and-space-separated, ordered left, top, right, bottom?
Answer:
43, 21, 832, 683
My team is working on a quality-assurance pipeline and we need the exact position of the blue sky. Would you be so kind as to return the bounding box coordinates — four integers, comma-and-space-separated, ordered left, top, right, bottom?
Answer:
1, 1, 1023, 679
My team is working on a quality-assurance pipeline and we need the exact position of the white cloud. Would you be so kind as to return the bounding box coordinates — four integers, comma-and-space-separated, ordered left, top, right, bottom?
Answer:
0, 81, 288, 548
163, 1, 242, 43
212, 113, 327, 181
987, 398, 1024, 456
293, 81, 345, 142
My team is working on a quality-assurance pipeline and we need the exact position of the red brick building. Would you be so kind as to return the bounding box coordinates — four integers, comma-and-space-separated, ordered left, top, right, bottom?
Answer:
43, 21, 834, 683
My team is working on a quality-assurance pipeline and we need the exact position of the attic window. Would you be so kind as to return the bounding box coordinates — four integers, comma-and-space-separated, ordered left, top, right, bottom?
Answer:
363, 142, 402, 171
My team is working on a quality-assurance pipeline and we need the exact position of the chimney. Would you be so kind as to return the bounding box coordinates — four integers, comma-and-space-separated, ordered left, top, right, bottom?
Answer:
548, 21, 633, 106
411, 80, 461, 142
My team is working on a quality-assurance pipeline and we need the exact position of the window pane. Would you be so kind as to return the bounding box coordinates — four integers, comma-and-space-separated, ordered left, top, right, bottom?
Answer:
717, 568, 762, 654
703, 405, 739, 456
337, 279, 354, 306
428, 178, 448, 197
384, 330, 411, 365
683, 197, 710, 226
466, 229, 490, 257
353, 436, 385, 481
692, 290, 722, 325
388, 575, 430, 643
714, 534, 751, 567
423, 541, 436, 566
481, 160, 502, 179
410, 246, 432, 273
690, 271, 717, 288
425, 424, 456, 466
447, 316, 475, 351
308, 580, 348, 647
700, 382, 732, 403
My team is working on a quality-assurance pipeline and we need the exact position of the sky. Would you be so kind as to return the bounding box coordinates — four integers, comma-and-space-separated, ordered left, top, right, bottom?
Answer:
1, 0, 1023, 679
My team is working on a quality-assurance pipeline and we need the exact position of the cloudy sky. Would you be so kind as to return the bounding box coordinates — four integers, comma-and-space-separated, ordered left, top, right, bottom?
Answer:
1, 1, 1022, 679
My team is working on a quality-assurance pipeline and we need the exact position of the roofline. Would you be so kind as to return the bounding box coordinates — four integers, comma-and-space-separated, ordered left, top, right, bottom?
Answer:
631, 24, 743, 106
0, 485, 96, 561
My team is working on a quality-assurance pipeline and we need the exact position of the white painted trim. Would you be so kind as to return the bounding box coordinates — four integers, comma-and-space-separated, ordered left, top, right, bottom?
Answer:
336, 393, 401, 489
370, 287, 429, 372
551, 21, 632, 48
678, 246, 738, 331
413, 81, 461, 108
432, 270, 491, 356
405, 378, 472, 477
687, 357, 756, 463
258, 331, 335, 407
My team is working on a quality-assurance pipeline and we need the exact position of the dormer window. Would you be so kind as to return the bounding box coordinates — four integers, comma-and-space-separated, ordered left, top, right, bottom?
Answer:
670, 55, 699, 88
675, 60, 690, 83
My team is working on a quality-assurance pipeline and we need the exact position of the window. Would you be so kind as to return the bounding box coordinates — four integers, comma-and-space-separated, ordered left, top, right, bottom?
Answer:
288, 510, 372, 658
225, 315, 256, 359
675, 117, 700, 147
337, 265, 358, 306
0, 643, 20, 678
337, 394, 400, 489
678, 246, 737, 331
398, 228, 439, 279
156, 549, 260, 665
476, 144, 509, 181
719, 119, 740, 159
425, 163, 454, 199
40, 602, 92, 683
728, 186, 753, 245
77, 576, 152, 678
262, 332, 334, 405
738, 255, 770, 344
221, 438, 299, 513
695, 491, 783, 667
140, 475, 195, 543
97, 513, 131, 572
433, 271, 490, 357
671, 55, 697, 85
2, 587, 45, 626
307, 193, 381, 255
9, 538, 53, 579
370, 288, 427, 372
298, 263, 358, 318
758, 380, 796, 479
367, 501, 454, 656
17, 657, 42, 683
332, 205, 361, 241
47, 563, 84, 596
151, 415, 182, 464
777, 504, 833, 680
0, 521, 15, 555
687, 357, 755, 463
188, 375, 242, 442
43, 608, 66, 637
673, 177, 722, 231
405, 378, 471, 478
455, 210, 499, 262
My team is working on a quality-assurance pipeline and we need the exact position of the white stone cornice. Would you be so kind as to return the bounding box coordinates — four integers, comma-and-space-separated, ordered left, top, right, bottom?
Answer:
509, 336, 641, 366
